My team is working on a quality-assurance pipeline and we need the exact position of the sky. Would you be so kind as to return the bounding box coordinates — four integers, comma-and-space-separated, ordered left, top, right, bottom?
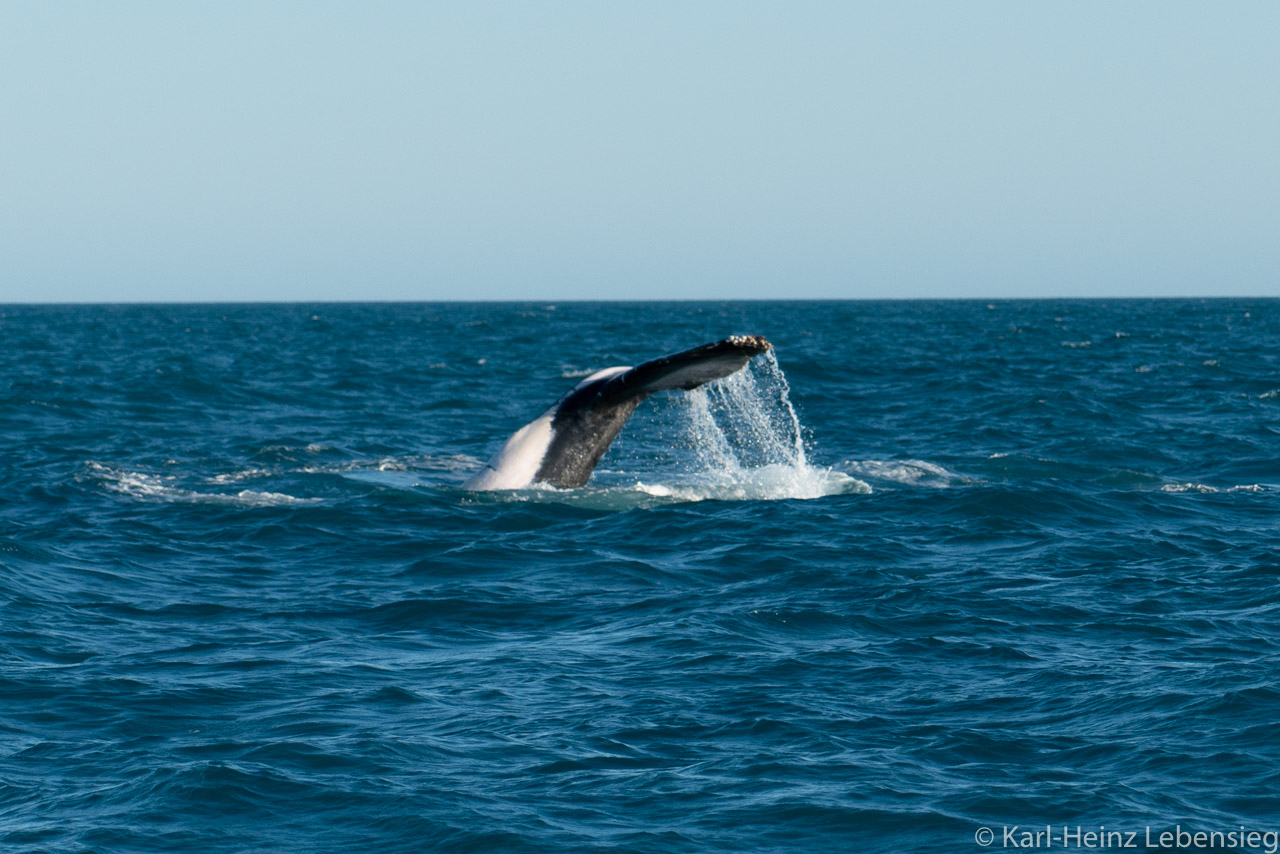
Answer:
1, 2, 1277, 302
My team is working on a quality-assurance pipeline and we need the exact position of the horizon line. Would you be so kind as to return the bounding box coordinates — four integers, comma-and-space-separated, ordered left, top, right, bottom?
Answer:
3, 295, 1277, 307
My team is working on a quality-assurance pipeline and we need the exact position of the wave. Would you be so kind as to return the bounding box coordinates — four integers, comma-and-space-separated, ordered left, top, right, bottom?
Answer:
841, 459, 965, 488
84, 462, 318, 507
1161, 482, 1267, 494
211, 454, 489, 490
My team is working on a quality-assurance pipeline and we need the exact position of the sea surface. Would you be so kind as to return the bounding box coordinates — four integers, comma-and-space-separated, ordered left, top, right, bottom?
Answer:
2, 299, 1278, 853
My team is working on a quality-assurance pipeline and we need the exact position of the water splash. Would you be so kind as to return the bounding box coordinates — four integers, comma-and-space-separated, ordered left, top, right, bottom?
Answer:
466, 351, 865, 507
685, 350, 807, 469
663, 350, 864, 501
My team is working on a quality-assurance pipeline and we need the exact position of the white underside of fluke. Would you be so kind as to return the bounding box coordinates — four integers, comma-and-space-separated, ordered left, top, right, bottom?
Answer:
463, 409, 556, 490
464, 366, 630, 491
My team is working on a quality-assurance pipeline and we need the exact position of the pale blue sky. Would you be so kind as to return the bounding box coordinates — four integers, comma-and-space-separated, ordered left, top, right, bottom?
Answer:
2, 2, 1277, 302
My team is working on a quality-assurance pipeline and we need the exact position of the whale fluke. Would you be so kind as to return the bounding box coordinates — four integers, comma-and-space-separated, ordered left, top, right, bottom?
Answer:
465, 335, 772, 490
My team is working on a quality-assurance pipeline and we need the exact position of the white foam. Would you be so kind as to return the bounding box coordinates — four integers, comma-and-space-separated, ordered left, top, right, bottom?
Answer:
207, 468, 271, 484
301, 454, 483, 476
637, 466, 868, 502
87, 462, 318, 506
480, 467, 867, 510
1160, 482, 1218, 494
1162, 482, 1266, 494
843, 459, 963, 488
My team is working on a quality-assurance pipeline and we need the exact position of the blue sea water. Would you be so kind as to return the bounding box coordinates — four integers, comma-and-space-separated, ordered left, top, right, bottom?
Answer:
2, 299, 1278, 853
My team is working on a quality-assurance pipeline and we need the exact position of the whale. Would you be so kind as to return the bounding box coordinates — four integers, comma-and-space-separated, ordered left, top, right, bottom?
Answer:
464, 335, 772, 490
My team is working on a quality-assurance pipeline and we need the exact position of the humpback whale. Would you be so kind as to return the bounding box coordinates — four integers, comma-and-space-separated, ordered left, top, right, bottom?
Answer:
464, 335, 772, 490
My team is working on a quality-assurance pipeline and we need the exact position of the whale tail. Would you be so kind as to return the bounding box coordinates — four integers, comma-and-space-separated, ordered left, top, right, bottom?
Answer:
465, 336, 772, 490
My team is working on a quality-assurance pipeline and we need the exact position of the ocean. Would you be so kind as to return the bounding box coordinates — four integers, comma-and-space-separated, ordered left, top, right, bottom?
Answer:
2, 299, 1278, 853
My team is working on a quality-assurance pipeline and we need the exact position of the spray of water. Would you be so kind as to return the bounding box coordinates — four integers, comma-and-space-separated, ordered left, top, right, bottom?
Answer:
638, 350, 866, 501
